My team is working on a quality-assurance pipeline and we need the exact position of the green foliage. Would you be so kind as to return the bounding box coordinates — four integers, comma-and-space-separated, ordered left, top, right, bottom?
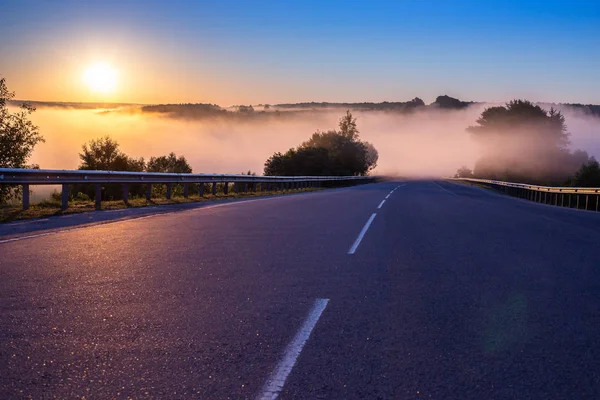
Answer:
75, 192, 91, 201
74, 137, 145, 200
75, 138, 197, 200
0, 77, 44, 202
79, 136, 145, 171
264, 111, 378, 176
146, 152, 192, 173
571, 158, 600, 187
146, 152, 193, 197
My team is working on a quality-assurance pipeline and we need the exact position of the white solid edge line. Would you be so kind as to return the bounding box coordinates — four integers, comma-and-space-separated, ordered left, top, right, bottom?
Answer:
257, 298, 329, 400
433, 181, 457, 196
347, 213, 377, 255
377, 199, 386, 209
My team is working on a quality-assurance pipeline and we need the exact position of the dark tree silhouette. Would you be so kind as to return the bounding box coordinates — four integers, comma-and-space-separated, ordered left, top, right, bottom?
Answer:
79, 136, 145, 172
147, 152, 192, 173
433, 95, 472, 109
0, 77, 44, 202
571, 158, 600, 187
264, 111, 378, 176
76, 137, 145, 200
467, 100, 588, 185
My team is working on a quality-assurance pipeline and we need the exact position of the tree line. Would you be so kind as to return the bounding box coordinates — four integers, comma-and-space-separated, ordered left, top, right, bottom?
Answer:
2, 74, 600, 207
71, 136, 193, 200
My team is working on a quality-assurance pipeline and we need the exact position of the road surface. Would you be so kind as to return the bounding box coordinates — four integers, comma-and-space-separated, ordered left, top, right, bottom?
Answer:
2, 180, 600, 399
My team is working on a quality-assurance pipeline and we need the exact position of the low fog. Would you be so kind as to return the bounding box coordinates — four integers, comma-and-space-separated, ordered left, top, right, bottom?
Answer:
18, 102, 600, 185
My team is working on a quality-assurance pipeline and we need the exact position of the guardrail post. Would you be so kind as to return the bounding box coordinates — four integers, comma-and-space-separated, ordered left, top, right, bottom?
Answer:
244, 183, 248, 193
597, 195, 599, 212
95, 184, 102, 210
61, 184, 69, 210
561, 193, 564, 207
199, 183, 204, 197
585, 195, 589, 210
166, 183, 172, 200
146, 184, 152, 201
576, 195, 580, 209
22, 184, 30, 210
223, 182, 229, 195
212, 182, 217, 195
568, 194, 571, 208
234, 183, 239, 194
183, 183, 189, 198
123, 184, 129, 205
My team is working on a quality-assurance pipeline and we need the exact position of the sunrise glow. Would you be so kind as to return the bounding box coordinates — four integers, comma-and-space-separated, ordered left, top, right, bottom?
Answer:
82, 63, 117, 94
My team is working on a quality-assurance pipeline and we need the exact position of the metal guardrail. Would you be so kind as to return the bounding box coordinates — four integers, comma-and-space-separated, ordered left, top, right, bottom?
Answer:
452, 178, 600, 211
0, 168, 376, 211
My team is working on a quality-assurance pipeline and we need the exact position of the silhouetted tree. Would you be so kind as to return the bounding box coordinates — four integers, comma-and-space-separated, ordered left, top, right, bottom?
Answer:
571, 158, 600, 187
264, 111, 378, 176
467, 100, 586, 185
433, 95, 471, 109
146, 152, 193, 197
454, 166, 474, 178
79, 136, 145, 172
147, 152, 192, 173
238, 105, 254, 113
0, 77, 44, 202
363, 142, 379, 171
76, 137, 145, 200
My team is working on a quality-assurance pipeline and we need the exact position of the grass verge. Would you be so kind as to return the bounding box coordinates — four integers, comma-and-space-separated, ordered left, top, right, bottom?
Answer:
1, 188, 321, 223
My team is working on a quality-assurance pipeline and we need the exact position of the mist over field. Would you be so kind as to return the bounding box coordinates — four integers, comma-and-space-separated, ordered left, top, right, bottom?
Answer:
21, 103, 600, 181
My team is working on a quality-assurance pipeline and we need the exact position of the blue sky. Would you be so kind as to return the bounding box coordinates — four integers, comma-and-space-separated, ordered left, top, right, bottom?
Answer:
1, 0, 599, 104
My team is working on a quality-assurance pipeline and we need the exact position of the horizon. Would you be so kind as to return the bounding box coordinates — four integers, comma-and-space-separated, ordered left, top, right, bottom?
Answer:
2, 1, 600, 105
10, 95, 600, 109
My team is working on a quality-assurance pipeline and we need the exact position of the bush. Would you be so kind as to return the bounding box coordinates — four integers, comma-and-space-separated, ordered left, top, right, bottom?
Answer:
571, 159, 600, 187
75, 192, 91, 202
264, 111, 378, 176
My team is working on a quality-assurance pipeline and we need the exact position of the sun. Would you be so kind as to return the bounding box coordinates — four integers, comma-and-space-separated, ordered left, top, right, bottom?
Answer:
83, 62, 118, 94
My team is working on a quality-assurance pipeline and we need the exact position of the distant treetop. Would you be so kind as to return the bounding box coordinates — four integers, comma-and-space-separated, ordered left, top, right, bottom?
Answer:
431, 95, 473, 109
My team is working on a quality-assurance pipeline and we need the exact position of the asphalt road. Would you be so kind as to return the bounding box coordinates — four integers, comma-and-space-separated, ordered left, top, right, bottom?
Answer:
2, 180, 600, 399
